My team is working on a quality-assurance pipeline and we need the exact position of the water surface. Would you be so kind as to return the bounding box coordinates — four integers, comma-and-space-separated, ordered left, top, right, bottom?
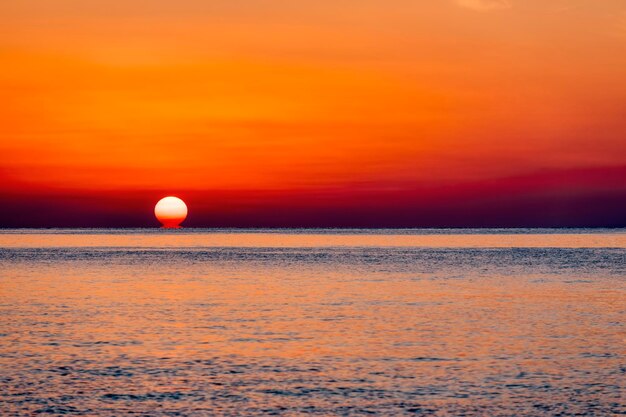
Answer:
1, 229, 624, 416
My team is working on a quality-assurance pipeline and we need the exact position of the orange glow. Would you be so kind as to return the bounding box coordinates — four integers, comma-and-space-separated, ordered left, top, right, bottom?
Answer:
0, 1, 625, 226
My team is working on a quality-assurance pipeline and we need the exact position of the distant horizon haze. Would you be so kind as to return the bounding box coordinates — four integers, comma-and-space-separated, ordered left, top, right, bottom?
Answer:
2, 165, 624, 228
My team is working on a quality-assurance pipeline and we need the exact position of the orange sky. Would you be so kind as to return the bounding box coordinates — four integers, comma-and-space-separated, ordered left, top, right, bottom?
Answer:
1, 0, 625, 226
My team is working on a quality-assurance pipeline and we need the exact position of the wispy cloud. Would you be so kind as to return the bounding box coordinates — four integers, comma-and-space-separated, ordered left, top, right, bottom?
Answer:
456, 0, 512, 12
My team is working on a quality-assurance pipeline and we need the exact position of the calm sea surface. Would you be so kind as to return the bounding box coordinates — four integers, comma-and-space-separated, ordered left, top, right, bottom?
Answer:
0, 229, 624, 416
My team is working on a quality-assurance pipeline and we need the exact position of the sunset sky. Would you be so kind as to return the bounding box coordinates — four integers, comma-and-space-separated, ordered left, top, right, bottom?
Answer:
1, 0, 625, 227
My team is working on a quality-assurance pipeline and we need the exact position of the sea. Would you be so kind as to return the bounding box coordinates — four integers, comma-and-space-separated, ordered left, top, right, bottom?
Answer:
0, 229, 624, 416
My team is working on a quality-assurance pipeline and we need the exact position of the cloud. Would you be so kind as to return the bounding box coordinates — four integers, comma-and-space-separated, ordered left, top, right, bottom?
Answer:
456, 0, 512, 11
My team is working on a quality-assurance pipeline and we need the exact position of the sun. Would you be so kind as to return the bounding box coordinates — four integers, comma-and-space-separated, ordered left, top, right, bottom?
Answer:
154, 196, 188, 228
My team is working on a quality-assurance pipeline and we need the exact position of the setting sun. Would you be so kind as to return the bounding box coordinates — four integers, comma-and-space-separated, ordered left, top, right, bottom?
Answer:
154, 196, 187, 228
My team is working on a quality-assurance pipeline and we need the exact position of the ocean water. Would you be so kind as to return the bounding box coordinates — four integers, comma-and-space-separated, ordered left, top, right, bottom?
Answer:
0, 229, 624, 416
